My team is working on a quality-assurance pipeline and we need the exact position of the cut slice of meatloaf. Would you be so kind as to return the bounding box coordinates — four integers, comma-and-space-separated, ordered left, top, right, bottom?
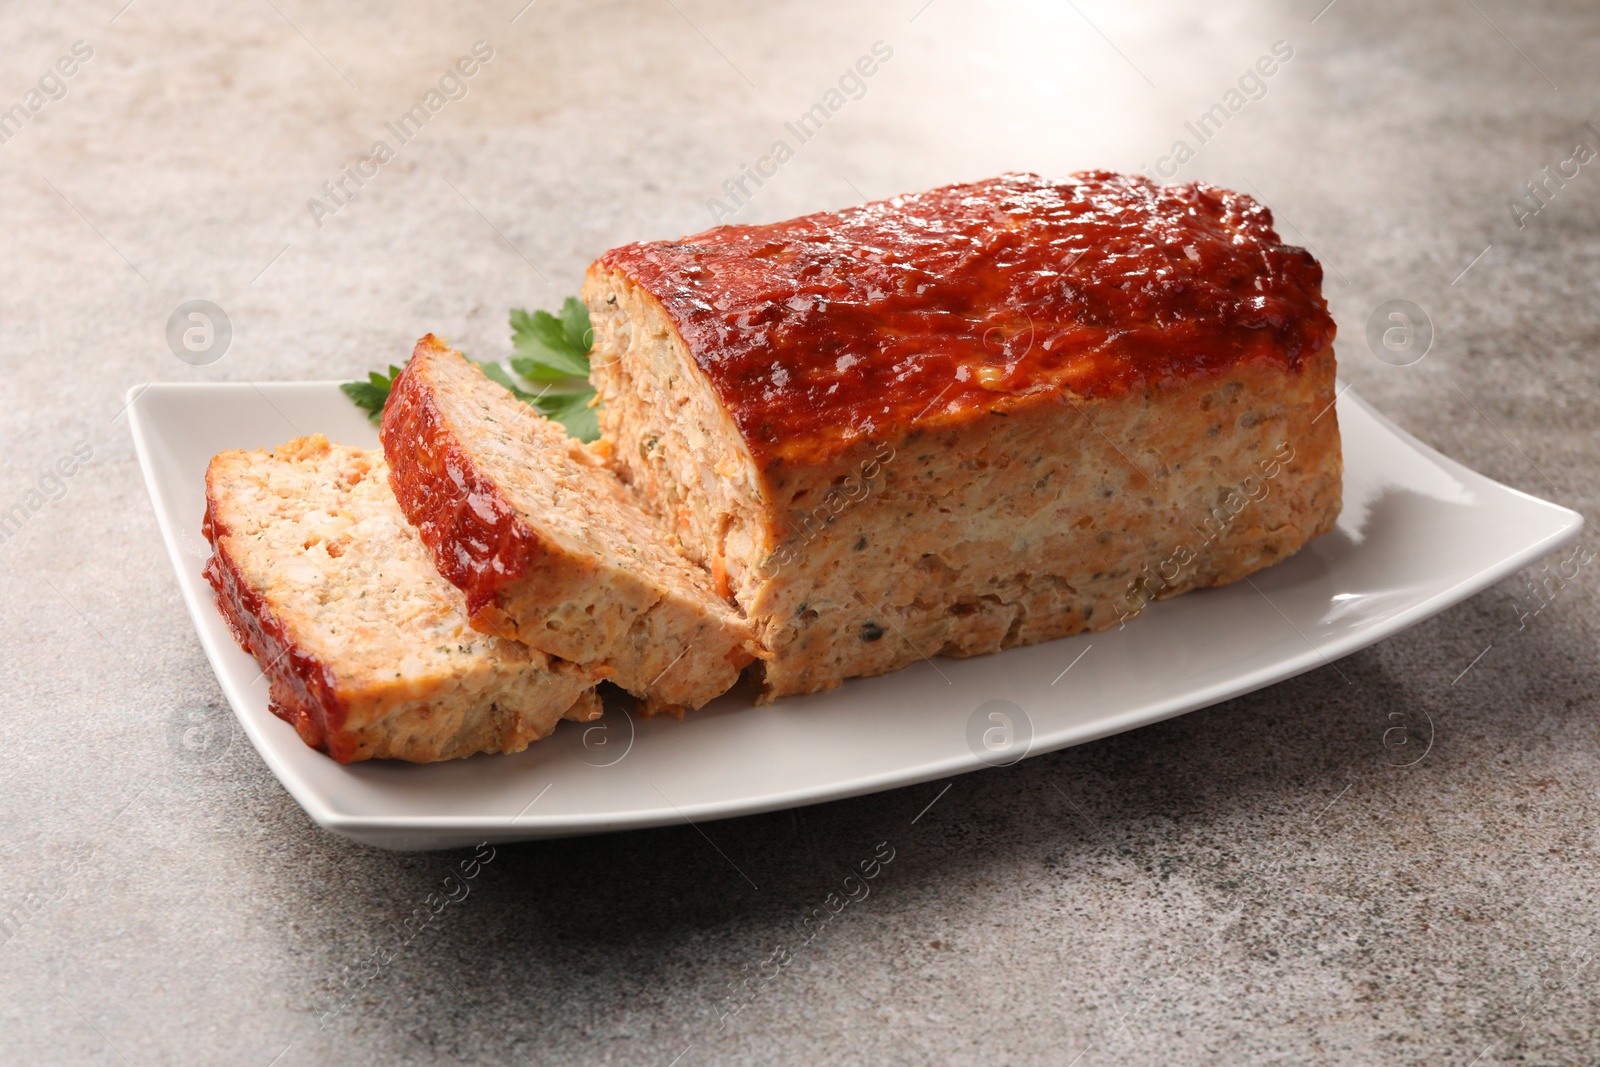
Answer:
585, 170, 1344, 700
203, 434, 600, 763
380, 336, 757, 715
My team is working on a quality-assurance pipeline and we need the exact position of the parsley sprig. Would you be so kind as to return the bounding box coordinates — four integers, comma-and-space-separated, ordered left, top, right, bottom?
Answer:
511, 298, 593, 380
340, 365, 405, 422
341, 298, 600, 442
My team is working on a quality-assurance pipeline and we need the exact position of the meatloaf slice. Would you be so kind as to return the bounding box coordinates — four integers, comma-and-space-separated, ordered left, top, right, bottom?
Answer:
203, 435, 600, 763
381, 336, 757, 715
585, 170, 1343, 699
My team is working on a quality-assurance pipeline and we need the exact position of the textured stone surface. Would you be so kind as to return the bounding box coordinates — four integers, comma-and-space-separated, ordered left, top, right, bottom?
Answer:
2, 0, 1597, 1063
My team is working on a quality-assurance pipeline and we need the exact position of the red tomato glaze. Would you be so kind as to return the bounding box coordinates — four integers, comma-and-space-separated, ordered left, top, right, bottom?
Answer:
598, 171, 1336, 467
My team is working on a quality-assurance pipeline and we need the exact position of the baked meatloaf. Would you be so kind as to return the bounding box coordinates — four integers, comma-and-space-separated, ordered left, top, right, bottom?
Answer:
203, 435, 601, 762
381, 337, 758, 715
585, 170, 1343, 699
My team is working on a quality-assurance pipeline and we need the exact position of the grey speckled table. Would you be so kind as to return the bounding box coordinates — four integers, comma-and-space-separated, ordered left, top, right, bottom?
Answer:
3, 0, 1598, 1063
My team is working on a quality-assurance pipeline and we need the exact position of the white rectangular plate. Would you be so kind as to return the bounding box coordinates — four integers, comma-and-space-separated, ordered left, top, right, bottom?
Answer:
130, 383, 1582, 850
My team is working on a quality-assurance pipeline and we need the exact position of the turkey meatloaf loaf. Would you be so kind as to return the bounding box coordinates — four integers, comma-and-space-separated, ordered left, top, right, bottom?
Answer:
203, 435, 601, 763
381, 337, 758, 715
585, 170, 1343, 699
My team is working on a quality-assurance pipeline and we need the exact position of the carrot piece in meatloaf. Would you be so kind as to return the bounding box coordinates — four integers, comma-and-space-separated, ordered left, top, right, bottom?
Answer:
381, 337, 758, 716
203, 435, 601, 763
584, 170, 1343, 700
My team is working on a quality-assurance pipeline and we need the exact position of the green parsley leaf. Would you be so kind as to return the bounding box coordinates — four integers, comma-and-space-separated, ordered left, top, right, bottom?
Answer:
534, 390, 599, 443
504, 296, 601, 440
559, 297, 593, 351
339, 364, 405, 424
509, 297, 592, 380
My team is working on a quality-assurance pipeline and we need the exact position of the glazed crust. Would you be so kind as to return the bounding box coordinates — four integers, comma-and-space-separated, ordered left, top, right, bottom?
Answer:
597, 171, 1336, 470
